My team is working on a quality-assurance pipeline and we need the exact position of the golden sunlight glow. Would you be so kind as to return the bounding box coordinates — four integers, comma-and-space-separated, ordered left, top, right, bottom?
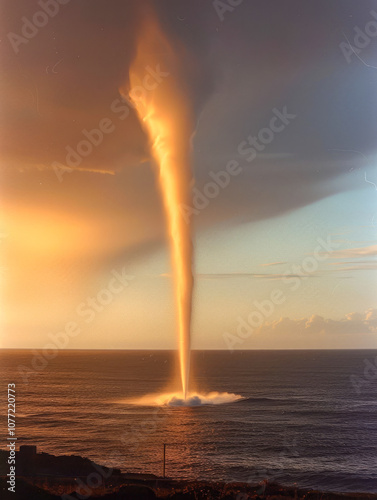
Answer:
126, 17, 194, 398
120, 391, 243, 406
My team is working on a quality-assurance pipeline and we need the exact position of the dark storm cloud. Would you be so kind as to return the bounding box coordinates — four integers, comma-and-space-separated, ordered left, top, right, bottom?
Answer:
0, 0, 217, 171
1, 0, 141, 169
1, 0, 376, 250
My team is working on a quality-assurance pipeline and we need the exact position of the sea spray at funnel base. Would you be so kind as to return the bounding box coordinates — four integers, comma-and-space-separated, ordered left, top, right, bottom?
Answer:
122, 391, 244, 407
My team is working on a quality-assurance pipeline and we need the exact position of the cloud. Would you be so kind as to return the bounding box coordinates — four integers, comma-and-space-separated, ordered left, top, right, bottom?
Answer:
329, 260, 377, 266
255, 153, 294, 160
328, 244, 377, 259
260, 261, 287, 267
194, 273, 321, 280
259, 309, 377, 336
12, 162, 117, 176
324, 245, 377, 272
330, 264, 377, 272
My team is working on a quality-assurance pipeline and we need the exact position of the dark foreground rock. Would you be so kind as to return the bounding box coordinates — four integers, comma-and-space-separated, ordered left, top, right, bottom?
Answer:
1, 448, 377, 500
2, 477, 377, 500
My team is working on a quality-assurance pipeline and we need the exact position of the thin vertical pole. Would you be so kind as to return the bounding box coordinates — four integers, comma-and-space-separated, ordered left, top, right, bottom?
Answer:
163, 443, 166, 478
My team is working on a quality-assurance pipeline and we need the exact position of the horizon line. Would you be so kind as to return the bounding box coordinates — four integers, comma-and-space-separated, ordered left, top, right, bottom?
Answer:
1, 347, 376, 351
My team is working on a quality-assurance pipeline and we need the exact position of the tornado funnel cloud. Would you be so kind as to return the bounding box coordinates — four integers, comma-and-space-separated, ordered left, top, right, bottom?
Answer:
126, 17, 194, 399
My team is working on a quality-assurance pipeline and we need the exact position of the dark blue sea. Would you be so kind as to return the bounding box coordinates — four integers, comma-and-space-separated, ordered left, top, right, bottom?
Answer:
1, 350, 376, 493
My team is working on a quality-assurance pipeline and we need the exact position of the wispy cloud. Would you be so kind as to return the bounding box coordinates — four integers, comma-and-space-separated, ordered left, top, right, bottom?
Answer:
254, 153, 294, 160
13, 162, 117, 176
323, 245, 377, 272
259, 308, 377, 335
328, 244, 377, 259
260, 261, 287, 267
195, 273, 321, 280
330, 264, 377, 272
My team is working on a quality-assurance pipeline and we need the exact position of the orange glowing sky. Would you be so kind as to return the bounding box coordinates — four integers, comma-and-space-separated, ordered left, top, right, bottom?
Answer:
1, 0, 376, 350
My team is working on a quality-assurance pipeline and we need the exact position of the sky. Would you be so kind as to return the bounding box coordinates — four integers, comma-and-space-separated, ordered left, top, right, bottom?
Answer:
0, 0, 376, 350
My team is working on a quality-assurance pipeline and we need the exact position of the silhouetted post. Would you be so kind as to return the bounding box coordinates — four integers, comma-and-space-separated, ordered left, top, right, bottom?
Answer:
163, 443, 166, 478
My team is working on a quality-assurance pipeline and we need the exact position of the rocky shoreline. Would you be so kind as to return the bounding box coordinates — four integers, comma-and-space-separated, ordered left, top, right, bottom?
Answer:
1, 447, 376, 500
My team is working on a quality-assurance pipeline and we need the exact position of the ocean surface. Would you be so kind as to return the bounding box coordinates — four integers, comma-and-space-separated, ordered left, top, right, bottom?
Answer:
1, 350, 376, 493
